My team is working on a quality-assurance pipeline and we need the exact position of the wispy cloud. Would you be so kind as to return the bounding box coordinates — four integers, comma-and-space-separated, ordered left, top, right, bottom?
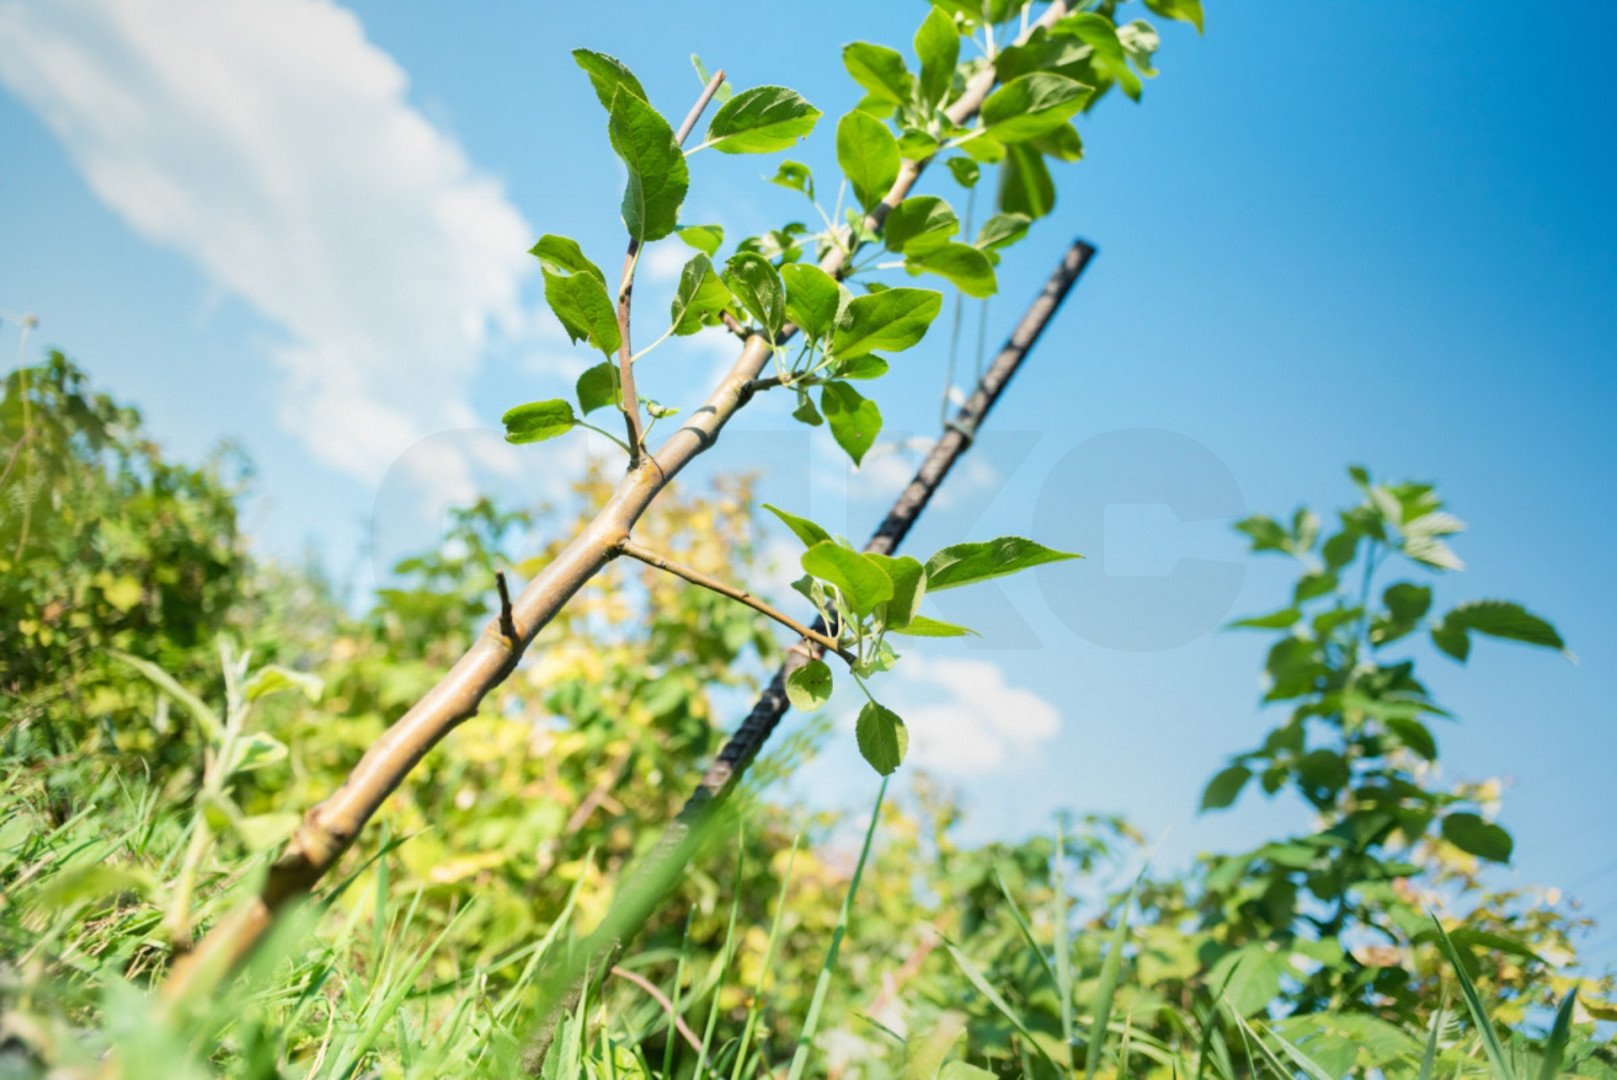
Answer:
876, 654, 1062, 775
0, 0, 532, 490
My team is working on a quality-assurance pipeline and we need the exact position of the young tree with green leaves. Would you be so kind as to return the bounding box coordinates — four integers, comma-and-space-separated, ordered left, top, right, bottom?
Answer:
160, 0, 1198, 1004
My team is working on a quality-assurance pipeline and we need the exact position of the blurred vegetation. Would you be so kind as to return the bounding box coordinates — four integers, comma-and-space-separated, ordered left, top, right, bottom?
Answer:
3, 357, 1614, 1077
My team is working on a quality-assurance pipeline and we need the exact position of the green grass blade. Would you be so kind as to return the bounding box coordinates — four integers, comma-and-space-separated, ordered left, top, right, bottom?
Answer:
1084, 876, 1140, 1080
731, 834, 801, 1079
1537, 987, 1578, 1080
787, 777, 889, 1080
1419, 986, 1448, 1080
696, 827, 748, 1079
1053, 822, 1076, 1048
1259, 1021, 1336, 1080
944, 939, 1066, 1075
993, 864, 1061, 995
1429, 912, 1516, 1079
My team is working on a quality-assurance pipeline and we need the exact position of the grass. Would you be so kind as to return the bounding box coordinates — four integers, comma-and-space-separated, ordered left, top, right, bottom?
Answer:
1, 745, 1609, 1079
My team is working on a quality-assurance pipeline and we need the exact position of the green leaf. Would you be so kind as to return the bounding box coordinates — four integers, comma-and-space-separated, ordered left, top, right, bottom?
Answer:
781, 263, 843, 340
1384, 716, 1438, 761
837, 110, 901, 212
670, 253, 734, 335
1144, 0, 1205, 32
676, 223, 724, 256
981, 73, 1089, 143
976, 212, 1031, 252
891, 614, 976, 637
706, 85, 821, 153
502, 399, 578, 444
925, 537, 1081, 591
576, 363, 618, 414
607, 89, 688, 243
1209, 944, 1293, 1017
762, 503, 831, 548
1382, 581, 1432, 622
543, 268, 621, 355
1031, 123, 1084, 162
870, 554, 925, 629
905, 242, 997, 298
721, 252, 786, 338
573, 48, 647, 109
771, 160, 814, 198
244, 665, 322, 703
883, 195, 959, 254
225, 731, 289, 775
111, 650, 223, 742
856, 702, 908, 775
915, 7, 961, 108
37, 864, 153, 909
842, 42, 913, 108
940, 1064, 996, 1080
830, 287, 942, 360
234, 812, 301, 851
1201, 764, 1251, 811
999, 143, 1055, 219
1430, 623, 1471, 662
1435, 600, 1566, 656
958, 130, 1006, 163
834, 355, 889, 380
898, 127, 941, 159
792, 391, 822, 426
1294, 571, 1337, 603
642, 397, 678, 419
820, 381, 882, 466
802, 541, 894, 617
1230, 606, 1301, 630
691, 53, 732, 102
1442, 812, 1513, 863
785, 659, 834, 711
530, 234, 607, 284
947, 156, 980, 188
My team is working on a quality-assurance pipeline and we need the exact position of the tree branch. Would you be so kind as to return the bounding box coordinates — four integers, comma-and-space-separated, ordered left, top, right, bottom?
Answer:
159, 5, 1075, 1006
618, 539, 854, 664
616, 69, 728, 461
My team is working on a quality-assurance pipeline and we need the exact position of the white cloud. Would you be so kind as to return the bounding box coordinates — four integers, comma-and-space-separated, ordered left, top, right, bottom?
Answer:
641, 242, 690, 285
878, 655, 1062, 775
0, 0, 532, 491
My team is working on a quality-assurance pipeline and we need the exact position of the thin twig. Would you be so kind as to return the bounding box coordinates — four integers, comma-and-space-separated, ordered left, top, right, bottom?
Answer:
616, 69, 728, 462
608, 965, 709, 1060
563, 745, 631, 836
495, 572, 518, 644
618, 539, 854, 664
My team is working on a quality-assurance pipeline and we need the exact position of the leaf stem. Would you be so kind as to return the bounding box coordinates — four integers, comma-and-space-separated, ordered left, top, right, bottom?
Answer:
849, 670, 879, 706
574, 421, 634, 456
617, 539, 855, 664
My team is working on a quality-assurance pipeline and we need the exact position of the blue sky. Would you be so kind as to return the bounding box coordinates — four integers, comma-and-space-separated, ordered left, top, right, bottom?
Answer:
3, 2, 1614, 965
